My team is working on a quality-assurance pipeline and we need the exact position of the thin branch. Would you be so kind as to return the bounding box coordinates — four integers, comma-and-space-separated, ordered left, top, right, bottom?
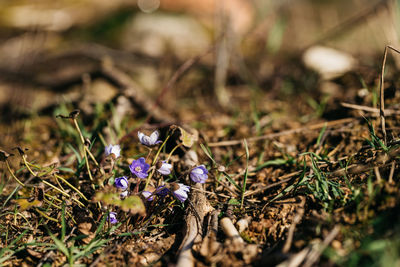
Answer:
208, 118, 355, 147
379, 45, 400, 146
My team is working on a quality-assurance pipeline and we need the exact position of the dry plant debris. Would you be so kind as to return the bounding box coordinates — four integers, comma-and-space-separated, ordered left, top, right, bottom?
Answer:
2, 2, 400, 266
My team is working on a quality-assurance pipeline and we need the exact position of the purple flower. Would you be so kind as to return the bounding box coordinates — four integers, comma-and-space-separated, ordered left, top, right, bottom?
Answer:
129, 157, 150, 179
108, 212, 118, 224
156, 185, 169, 197
120, 190, 128, 198
190, 165, 208, 183
142, 191, 154, 201
173, 183, 190, 202
157, 161, 172, 175
138, 130, 162, 147
105, 144, 121, 158
114, 176, 128, 190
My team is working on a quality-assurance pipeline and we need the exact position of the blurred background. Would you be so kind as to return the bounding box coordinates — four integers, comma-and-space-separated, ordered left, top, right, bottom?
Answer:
0, 0, 399, 123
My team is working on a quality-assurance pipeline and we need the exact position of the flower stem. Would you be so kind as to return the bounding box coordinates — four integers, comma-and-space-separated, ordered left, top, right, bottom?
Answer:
166, 143, 182, 162
72, 118, 96, 188
153, 135, 170, 165
146, 148, 153, 161
21, 155, 37, 177
144, 135, 171, 190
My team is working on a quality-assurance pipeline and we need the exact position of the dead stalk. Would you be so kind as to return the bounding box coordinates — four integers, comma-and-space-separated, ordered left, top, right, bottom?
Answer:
379, 45, 400, 146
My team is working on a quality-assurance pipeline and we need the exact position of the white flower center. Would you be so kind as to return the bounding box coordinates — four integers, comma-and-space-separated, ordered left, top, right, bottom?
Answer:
135, 166, 142, 172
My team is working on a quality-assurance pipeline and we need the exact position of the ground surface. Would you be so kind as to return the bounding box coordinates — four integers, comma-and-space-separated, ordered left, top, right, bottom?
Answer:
1, 1, 400, 266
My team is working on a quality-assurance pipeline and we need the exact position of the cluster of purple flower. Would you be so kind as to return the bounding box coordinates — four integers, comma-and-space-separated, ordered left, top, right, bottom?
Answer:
106, 130, 208, 224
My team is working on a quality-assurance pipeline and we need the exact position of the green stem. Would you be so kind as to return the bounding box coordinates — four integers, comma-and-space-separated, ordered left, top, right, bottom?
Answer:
54, 174, 89, 201
240, 139, 249, 209
166, 143, 182, 162
41, 180, 70, 197
72, 118, 96, 188
35, 207, 58, 223
153, 135, 170, 165
44, 193, 63, 203
41, 180, 85, 207
22, 156, 37, 177
144, 135, 171, 190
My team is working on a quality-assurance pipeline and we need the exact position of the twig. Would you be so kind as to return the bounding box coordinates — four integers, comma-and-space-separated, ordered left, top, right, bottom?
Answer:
190, 187, 231, 199
374, 166, 382, 183
282, 197, 305, 253
388, 161, 395, 183
302, 225, 340, 267
276, 247, 311, 267
341, 102, 400, 115
208, 118, 355, 147
379, 45, 400, 146
244, 174, 299, 198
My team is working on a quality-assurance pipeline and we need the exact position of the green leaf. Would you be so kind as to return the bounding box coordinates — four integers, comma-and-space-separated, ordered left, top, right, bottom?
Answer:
61, 202, 66, 241
94, 213, 108, 237
119, 196, 145, 215
67, 143, 82, 163
49, 232, 70, 259
94, 192, 145, 215
221, 172, 241, 191
316, 123, 327, 147
255, 158, 291, 171
228, 198, 240, 206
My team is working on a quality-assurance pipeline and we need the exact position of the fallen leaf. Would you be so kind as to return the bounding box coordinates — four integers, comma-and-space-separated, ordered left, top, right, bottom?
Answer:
94, 192, 145, 216
170, 125, 199, 147
15, 198, 42, 212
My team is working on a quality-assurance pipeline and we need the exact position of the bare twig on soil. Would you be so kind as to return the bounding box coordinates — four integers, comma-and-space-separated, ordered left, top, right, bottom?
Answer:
278, 225, 340, 267
244, 173, 299, 198
379, 45, 400, 145
302, 226, 340, 267
208, 118, 355, 147
341, 102, 400, 116
282, 197, 305, 253
389, 161, 395, 183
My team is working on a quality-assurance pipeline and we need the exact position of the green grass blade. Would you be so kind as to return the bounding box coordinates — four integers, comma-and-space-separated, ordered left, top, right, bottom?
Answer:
200, 143, 216, 164
61, 202, 66, 241
49, 232, 70, 259
241, 139, 250, 208
316, 123, 327, 147
94, 213, 108, 237
221, 172, 241, 191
